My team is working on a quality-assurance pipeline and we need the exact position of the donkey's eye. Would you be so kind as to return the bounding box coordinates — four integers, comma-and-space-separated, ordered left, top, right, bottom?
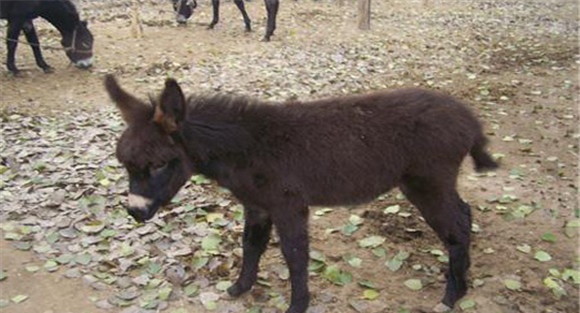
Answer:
149, 163, 168, 177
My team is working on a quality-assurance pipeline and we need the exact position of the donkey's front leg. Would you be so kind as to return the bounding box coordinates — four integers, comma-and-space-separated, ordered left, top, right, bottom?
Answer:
228, 206, 272, 296
262, 0, 279, 41
273, 204, 310, 313
208, 0, 220, 29
22, 21, 53, 73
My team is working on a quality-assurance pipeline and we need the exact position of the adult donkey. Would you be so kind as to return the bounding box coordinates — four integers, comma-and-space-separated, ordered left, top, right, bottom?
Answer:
172, 0, 279, 41
0, 0, 93, 74
105, 75, 498, 313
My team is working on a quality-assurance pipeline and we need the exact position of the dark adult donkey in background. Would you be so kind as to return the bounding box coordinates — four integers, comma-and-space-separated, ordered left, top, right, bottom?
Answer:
105, 75, 498, 313
172, 0, 279, 41
0, 0, 93, 74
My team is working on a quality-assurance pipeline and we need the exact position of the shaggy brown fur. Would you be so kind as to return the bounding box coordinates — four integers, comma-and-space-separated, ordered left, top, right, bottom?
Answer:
105, 75, 498, 313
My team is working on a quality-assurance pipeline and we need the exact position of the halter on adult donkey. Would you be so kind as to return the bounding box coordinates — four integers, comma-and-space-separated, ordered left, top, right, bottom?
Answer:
172, 0, 279, 41
0, 0, 93, 74
105, 75, 498, 313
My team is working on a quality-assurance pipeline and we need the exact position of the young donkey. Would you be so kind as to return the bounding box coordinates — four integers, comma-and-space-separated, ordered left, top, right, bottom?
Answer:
105, 75, 498, 313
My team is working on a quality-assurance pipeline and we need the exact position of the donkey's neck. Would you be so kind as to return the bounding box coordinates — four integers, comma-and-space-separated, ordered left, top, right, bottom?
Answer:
39, 1, 79, 36
180, 95, 262, 166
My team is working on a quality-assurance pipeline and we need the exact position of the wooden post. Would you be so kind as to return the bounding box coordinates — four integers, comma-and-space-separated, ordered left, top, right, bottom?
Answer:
131, 0, 143, 38
358, 0, 371, 30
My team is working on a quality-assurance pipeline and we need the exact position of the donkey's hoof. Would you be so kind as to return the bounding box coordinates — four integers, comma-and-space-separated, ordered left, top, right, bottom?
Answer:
433, 302, 452, 312
227, 283, 250, 297
261, 36, 271, 42
7, 66, 20, 76
42, 66, 54, 74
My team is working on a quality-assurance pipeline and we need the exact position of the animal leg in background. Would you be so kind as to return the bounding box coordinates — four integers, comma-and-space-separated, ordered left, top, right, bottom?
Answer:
22, 20, 52, 72
208, 0, 220, 29
209, 0, 251, 32
233, 0, 251, 32
5, 17, 24, 73
263, 0, 279, 41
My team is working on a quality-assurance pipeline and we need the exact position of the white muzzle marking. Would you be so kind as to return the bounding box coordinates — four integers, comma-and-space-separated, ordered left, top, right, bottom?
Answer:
74, 57, 93, 68
128, 193, 152, 210
177, 15, 188, 23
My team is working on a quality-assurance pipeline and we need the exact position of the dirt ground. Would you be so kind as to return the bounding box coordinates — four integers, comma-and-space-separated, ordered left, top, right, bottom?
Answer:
1, 1, 578, 313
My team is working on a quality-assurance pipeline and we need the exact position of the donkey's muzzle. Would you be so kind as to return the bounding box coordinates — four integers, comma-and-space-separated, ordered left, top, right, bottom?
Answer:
176, 15, 188, 24
127, 193, 155, 222
74, 58, 93, 69
127, 207, 153, 223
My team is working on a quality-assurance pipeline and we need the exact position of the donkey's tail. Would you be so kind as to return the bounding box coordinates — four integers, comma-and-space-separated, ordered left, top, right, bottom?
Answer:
470, 134, 499, 172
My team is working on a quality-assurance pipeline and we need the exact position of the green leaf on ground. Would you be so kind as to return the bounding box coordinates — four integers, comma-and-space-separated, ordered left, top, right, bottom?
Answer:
11, 295, 28, 303
358, 236, 385, 248
459, 299, 476, 310
534, 250, 552, 262
363, 289, 380, 300
201, 234, 222, 252
504, 279, 522, 291
216, 281, 232, 291
323, 265, 352, 286
404, 279, 423, 291
541, 232, 557, 243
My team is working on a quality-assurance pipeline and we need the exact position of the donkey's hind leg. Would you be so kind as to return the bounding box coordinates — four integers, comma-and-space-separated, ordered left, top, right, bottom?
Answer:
400, 175, 471, 311
5, 18, 24, 74
228, 205, 272, 296
272, 200, 310, 313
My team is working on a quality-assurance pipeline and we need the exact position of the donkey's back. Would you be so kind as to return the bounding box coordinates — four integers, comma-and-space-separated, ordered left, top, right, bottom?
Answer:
227, 88, 495, 206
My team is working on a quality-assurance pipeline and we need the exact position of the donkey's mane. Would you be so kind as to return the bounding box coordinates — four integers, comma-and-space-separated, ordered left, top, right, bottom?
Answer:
182, 94, 265, 162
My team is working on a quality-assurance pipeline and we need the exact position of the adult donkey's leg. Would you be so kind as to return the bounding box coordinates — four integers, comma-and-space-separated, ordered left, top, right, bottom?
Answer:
263, 0, 279, 41
233, 0, 252, 32
22, 21, 52, 73
228, 205, 272, 296
5, 19, 24, 74
208, 0, 220, 29
272, 200, 310, 313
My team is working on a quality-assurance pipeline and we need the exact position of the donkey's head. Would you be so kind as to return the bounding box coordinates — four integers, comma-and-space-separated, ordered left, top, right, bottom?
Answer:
62, 20, 94, 69
104, 75, 192, 222
172, 0, 197, 24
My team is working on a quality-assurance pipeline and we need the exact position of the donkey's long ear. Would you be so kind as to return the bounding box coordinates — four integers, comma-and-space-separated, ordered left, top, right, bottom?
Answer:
153, 78, 186, 133
104, 75, 150, 125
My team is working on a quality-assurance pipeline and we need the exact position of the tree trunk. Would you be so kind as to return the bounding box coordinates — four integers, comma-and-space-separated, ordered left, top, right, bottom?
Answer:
358, 0, 371, 30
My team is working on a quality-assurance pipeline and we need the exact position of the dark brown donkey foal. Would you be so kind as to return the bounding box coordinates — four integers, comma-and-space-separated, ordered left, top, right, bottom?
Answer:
105, 75, 498, 313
